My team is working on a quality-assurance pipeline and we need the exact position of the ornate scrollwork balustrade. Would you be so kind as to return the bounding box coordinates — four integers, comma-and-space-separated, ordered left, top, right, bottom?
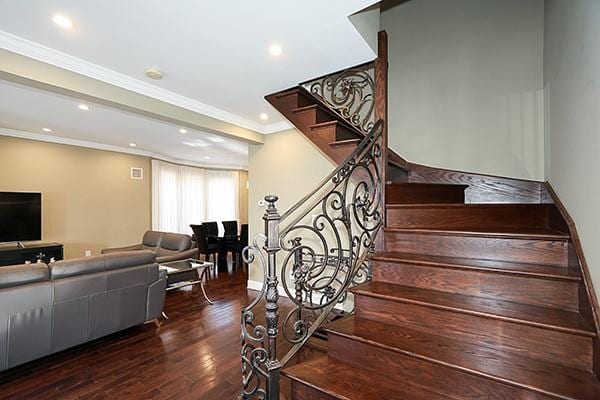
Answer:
300, 61, 375, 135
240, 120, 384, 400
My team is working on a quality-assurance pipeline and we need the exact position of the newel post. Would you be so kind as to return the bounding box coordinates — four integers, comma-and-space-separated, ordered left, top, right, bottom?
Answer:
263, 195, 281, 400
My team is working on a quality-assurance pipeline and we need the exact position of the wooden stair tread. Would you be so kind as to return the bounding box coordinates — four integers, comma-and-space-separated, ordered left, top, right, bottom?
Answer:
386, 203, 553, 208
329, 138, 360, 147
284, 356, 443, 399
385, 226, 570, 240
371, 251, 581, 281
386, 182, 469, 188
351, 282, 595, 336
324, 317, 600, 400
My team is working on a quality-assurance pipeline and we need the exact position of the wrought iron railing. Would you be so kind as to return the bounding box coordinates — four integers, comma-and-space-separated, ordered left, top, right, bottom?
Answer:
300, 61, 375, 135
240, 119, 384, 400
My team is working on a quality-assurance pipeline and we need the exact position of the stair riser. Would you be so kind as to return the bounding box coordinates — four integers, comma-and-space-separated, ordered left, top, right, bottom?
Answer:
293, 107, 332, 127
309, 125, 338, 144
355, 294, 593, 370
291, 383, 337, 400
310, 124, 357, 143
386, 186, 465, 204
372, 260, 579, 311
328, 143, 356, 160
386, 206, 550, 230
384, 231, 569, 267
274, 91, 313, 110
388, 165, 410, 183
328, 334, 554, 400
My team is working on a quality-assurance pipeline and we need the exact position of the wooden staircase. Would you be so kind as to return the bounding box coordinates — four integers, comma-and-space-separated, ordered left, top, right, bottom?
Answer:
266, 83, 600, 399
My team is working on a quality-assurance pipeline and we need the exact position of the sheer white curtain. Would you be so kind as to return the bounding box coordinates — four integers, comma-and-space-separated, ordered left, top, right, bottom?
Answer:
152, 160, 239, 234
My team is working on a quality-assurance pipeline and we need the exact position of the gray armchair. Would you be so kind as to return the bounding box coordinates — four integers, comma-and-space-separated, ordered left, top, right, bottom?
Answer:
102, 230, 197, 263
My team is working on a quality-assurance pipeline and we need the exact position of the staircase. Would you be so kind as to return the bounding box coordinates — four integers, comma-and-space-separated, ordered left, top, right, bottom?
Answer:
262, 69, 600, 400
282, 196, 600, 399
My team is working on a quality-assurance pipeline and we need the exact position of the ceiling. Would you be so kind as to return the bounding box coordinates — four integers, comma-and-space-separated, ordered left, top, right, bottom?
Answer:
0, 79, 249, 169
0, 0, 379, 166
0, 0, 378, 130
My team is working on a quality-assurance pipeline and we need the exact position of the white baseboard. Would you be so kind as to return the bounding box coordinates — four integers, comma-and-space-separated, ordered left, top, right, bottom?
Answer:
246, 280, 289, 298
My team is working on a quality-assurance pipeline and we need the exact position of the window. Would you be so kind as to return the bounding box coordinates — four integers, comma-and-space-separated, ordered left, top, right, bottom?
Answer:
151, 159, 239, 234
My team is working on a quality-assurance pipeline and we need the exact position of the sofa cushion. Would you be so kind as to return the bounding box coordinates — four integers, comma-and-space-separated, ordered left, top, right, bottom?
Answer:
104, 250, 156, 271
0, 264, 50, 288
160, 233, 192, 252
50, 256, 105, 280
142, 231, 163, 248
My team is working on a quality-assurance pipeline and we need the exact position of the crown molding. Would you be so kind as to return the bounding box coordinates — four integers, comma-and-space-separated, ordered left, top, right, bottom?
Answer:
0, 31, 292, 135
0, 128, 248, 171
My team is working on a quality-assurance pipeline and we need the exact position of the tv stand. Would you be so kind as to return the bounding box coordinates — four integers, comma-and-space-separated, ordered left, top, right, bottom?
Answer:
0, 242, 64, 266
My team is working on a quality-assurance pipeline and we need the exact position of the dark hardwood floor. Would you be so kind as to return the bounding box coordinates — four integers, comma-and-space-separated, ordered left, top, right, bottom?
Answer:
0, 261, 309, 400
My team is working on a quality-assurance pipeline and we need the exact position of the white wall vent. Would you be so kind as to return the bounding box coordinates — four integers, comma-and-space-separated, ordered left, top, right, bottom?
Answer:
130, 167, 144, 180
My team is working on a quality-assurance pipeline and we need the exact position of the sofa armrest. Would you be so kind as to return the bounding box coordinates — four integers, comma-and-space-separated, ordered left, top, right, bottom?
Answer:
146, 273, 166, 321
156, 248, 198, 264
101, 244, 143, 254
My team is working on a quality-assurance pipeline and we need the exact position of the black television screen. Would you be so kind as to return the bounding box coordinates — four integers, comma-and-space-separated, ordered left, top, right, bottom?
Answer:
0, 192, 42, 243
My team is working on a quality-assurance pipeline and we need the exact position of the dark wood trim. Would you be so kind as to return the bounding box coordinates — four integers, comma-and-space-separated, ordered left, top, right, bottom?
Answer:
408, 163, 548, 204
544, 181, 600, 378
375, 30, 389, 248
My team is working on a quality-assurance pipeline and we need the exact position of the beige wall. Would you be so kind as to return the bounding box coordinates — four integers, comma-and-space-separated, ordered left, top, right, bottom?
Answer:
544, 0, 600, 300
382, 0, 545, 180
239, 169, 249, 224
0, 136, 151, 259
247, 129, 334, 284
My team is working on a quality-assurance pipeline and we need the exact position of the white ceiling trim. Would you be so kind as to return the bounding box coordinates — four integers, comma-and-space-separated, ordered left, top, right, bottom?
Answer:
0, 128, 248, 171
0, 30, 292, 135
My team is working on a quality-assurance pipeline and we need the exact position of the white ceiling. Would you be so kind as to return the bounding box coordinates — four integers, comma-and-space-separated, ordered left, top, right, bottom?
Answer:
0, 0, 378, 133
0, 79, 249, 169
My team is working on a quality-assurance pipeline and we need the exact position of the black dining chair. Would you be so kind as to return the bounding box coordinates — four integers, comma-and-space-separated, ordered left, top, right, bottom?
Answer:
222, 220, 239, 259
229, 223, 248, 265
222, 220, 238, 237
203, 221, 219, 245
190, 224, 218, 264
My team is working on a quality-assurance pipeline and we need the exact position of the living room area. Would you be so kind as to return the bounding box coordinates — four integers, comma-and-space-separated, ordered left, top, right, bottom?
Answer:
0, 1, 269, 396
0, 78, 254, 398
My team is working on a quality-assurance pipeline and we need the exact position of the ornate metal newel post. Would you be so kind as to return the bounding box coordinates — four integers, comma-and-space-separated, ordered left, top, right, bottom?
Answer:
263, 195, 281, 400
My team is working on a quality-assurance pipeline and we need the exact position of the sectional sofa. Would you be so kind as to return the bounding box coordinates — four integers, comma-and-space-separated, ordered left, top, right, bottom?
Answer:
0, 250, 166, 372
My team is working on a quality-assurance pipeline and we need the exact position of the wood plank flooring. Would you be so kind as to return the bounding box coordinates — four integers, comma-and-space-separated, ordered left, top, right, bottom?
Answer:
0, 264, 306, 400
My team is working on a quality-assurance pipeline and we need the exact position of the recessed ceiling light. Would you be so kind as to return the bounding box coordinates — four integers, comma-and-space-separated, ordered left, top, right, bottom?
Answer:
42, 128, 52, 133
269, 44, 283, 56
52, 15, 73, 29
204, 156, 210, 160
179, 128, 187, 134
129, 143, 137, 147
78, 104, 89, 111
208, 137, 225, 143
259, 113, 269, 121
144, 68, 163, 80
182, 141, 210, 148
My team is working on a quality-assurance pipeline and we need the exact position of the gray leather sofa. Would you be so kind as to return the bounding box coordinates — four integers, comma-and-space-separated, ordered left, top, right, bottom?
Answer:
0, 250, 166, 372
101, 230, 197, 263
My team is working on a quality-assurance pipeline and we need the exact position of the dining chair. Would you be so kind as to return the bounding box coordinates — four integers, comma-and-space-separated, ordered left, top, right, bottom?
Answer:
222, 221, 238, 237
190, 224, 218, 265
203, 221, 219, 245
229, 223, 248, 265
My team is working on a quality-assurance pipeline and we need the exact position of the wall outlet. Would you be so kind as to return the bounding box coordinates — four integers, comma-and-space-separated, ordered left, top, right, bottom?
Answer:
85, 250, 92, 257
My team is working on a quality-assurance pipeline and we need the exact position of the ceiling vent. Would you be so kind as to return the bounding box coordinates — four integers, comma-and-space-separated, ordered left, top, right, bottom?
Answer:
130, 167, 144, 180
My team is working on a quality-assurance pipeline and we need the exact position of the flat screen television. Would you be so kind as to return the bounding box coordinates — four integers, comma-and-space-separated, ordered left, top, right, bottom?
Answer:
0, 192, 42, 243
